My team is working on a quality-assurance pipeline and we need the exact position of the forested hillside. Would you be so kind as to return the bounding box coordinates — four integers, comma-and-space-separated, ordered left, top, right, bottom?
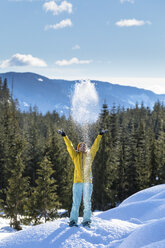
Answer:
0, 77, 165, 230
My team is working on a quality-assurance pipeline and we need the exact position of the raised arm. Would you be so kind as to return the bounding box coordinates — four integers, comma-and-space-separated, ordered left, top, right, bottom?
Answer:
63, 136, 77, 161
90, 129, 108, 162
57, 129, 77, 161
90, 135, 102, 162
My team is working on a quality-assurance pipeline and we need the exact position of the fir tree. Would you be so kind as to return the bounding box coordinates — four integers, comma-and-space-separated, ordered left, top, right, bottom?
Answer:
0, 78, 24, 203
124, 119, 139, 198
93, 103, 118, 210
23, 108, 44, 187
156, 120, 165, 183
149, 132, 159, 185
28, 155, 60, 223
136, 121, 150, 190
0, 150, 29, 230
46, 128, 74, 212
116, 113, 129, 202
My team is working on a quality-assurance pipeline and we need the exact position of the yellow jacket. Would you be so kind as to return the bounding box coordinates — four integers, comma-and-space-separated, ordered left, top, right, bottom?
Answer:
64, 135, 102, 183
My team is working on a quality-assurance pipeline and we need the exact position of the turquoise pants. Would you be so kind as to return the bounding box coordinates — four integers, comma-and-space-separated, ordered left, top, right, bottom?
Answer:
70, 183, 93, 224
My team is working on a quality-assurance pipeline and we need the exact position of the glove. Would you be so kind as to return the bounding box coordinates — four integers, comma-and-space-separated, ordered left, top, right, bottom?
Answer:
57, 129, 66, 137
99, 129, 108, 135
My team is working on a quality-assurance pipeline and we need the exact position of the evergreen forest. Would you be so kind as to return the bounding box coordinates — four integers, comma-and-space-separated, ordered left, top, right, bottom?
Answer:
0, 78, 165, 230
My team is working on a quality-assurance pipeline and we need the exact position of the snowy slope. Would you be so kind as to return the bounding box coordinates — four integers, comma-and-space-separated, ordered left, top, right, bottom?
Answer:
1, 184, 165, 248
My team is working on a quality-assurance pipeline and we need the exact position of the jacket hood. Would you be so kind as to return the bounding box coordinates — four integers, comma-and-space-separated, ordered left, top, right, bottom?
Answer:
77, 142, 86, 152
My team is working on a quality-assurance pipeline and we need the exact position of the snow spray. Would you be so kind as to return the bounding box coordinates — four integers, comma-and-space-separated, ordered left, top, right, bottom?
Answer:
71, 80, 99, 146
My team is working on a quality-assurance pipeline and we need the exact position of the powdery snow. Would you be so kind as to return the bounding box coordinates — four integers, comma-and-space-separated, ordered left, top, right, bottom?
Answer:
0, 218, 17, 240
0, 184, 165, 248
119, 218, 165, 248
0, 217, 138, 248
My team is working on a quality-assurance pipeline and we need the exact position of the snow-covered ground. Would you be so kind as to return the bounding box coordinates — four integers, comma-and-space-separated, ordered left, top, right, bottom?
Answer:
1, 184, 165, 248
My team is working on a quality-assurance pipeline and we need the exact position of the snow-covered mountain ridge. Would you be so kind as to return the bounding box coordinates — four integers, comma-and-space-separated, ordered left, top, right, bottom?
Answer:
1, 184, 165, 248
0, 72, 165, 114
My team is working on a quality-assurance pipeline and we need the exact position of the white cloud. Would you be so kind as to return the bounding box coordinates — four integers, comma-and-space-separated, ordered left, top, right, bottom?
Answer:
45, 19, 72, 30
0, 53, 47, 68
43, 1, 72, 15
56, 57, 92, 66
116, 19, 151, 27
120, 0, 134, 3
72, 45, 80, 50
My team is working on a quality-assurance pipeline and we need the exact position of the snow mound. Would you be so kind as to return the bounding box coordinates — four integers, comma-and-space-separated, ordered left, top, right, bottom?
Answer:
98, 184, 165, 222
121, 184, 165, 205
1, 184, 165, 248
0, 217, 138, 248
119, 218, 165, 248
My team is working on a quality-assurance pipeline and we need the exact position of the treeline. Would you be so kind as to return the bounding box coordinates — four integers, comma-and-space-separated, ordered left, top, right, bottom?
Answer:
0, 78, 165, 230
92, 102, 165, 210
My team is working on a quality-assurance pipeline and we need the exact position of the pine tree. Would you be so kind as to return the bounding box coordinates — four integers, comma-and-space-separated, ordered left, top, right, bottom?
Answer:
28, 155, 60, 223
152, 102, 164, 139
93, 103, 118, 210
124, 119, 139, 198
45, 128, 73, 211
0, 78, 24, 203
93, 103, 109, 210
23, 108, 44, 187
109, 104, 118, 145
0, 150, 29, 230
149, 131, 159, 185
156, 120, 165, 183
0, 117, 5, 192
116, 112, 129, 202
136, 121, 150, 190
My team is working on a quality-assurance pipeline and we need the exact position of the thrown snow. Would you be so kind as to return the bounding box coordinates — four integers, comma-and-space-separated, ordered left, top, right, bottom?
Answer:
71, 80, 99, 124
1, 184, 165, 248
71, 79, 100, 146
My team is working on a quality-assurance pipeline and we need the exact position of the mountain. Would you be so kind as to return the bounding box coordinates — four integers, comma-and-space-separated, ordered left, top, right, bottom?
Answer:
0, 72, 165, 115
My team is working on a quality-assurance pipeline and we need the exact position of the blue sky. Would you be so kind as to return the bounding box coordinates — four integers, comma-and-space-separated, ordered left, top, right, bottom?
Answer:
0, 0, 165, 93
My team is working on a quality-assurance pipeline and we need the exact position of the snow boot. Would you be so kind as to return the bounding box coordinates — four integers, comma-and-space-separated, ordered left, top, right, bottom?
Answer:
68, 220, 78, 227
82, 220, 91, 228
